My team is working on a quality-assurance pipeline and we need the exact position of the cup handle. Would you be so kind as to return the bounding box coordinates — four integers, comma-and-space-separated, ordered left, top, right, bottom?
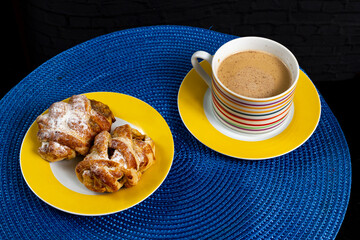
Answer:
191, 51, 213, 87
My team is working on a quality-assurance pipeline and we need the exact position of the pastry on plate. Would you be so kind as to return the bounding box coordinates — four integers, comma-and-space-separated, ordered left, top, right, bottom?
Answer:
36, 94, 115, 162
75, 124, 155, 193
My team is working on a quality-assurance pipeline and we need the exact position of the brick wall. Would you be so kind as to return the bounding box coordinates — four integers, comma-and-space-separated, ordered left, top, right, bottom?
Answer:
17, 0, 360, 82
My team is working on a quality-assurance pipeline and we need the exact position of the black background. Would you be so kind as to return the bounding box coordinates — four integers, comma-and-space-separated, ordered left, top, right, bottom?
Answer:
4, 1, 359, 239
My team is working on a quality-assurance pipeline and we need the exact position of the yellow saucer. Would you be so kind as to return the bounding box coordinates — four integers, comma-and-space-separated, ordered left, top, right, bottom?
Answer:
178, 62, 321, 160
20, 92, 174, 215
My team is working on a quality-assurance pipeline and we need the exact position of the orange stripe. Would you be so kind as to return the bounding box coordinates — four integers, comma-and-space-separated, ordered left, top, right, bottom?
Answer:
213, 97, 290, 127
213, 87, 294, 114
212, 79, 295, 110
213, 84, 295, 111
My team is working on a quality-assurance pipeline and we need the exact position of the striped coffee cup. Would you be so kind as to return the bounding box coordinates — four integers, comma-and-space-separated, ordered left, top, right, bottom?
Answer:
191, 37, 299, 134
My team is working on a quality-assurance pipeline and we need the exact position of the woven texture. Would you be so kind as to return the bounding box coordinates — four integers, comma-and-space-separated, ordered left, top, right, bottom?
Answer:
0, 25, 351, 239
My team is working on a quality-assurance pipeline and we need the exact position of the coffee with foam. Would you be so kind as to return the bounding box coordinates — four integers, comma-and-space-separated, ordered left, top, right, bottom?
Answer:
217, 50, 291, 98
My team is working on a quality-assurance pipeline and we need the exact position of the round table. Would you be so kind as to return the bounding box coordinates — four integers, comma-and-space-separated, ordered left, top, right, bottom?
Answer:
0, 25, 351, 239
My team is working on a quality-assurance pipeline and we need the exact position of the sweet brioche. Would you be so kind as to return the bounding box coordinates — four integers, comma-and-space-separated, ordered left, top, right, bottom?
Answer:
36, 95, 115, 162
75, 124, 155, 193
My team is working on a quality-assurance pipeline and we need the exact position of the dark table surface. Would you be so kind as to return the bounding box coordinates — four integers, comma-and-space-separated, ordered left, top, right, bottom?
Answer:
315, 78, 359, 240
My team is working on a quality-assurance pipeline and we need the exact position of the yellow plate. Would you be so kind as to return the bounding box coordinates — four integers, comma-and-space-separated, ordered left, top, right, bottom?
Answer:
20, 92, 174, 215
178, 62, 321, 160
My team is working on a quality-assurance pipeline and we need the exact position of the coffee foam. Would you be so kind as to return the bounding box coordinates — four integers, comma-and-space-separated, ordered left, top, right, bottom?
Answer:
217, 51, 291, 98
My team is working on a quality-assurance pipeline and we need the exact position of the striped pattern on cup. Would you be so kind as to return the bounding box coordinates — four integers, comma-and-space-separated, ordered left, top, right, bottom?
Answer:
211, 76, 296, 133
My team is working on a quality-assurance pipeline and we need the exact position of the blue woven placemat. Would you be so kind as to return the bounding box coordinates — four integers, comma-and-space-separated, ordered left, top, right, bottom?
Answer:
0, 25, 351, 239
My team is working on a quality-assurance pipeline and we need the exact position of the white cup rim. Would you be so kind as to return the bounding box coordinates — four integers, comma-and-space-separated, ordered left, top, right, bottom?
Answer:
211, 36, 300, 102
